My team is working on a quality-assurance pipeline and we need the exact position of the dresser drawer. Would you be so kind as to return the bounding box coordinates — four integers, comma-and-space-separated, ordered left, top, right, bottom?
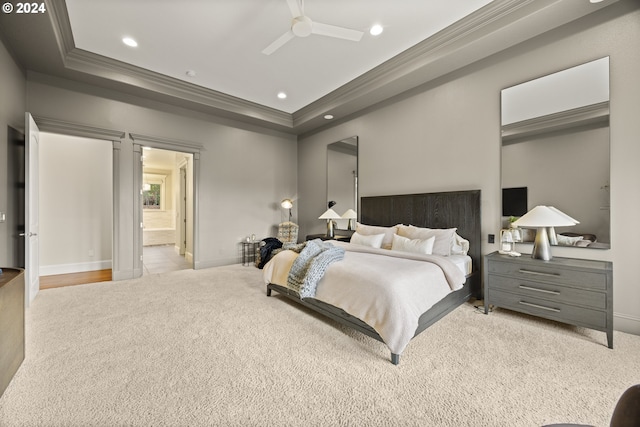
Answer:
489, 289, 607, 330
487, 261, 607, 290
487, 275, 606, 309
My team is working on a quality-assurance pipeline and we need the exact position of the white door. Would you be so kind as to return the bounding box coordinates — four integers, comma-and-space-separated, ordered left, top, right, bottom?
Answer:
25, 113, 40, 306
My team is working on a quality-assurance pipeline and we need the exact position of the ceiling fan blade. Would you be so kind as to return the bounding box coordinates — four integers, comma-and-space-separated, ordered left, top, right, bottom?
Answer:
286, 0, 303, 18
311, 22, 364, 42
262, 30, 295, 55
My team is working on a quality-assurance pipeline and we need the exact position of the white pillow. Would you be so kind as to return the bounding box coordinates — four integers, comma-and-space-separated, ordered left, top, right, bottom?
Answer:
350, 231, 385, 248
397, 225, 457, 256
355, 223, 401, 250
557, 234, 584, 246
391, 234, 435, 255
451, 233, 470, 255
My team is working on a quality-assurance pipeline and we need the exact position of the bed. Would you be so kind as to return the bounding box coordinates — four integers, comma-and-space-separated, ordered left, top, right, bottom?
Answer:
263, 190, 481, 364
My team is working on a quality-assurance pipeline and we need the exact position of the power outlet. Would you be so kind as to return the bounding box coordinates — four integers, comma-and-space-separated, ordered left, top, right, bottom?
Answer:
488, 234, 495, 244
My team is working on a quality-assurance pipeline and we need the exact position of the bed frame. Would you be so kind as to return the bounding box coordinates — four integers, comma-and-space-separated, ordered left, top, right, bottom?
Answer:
267, 189, 481, 364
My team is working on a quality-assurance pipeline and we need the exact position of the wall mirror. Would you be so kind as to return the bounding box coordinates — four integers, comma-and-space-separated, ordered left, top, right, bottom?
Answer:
327, 136, 358, 230
501, 57, 610, 249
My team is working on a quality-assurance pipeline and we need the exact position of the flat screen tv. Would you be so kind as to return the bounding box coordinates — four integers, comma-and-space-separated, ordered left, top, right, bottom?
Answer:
502, 187, 528, 217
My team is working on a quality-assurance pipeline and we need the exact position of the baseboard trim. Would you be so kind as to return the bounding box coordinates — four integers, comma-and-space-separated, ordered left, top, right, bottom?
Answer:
40, 260, 112, 276
614, 312, 640, 336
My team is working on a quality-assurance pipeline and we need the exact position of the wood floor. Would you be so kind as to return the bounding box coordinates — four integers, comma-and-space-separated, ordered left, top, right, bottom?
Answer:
40, 270, 112, 290
39, 246, 191, 289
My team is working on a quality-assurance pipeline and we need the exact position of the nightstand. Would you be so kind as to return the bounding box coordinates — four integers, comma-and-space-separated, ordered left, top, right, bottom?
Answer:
241, 241, 260, 266
306, 234, 351, 242
484, 251, 613, 348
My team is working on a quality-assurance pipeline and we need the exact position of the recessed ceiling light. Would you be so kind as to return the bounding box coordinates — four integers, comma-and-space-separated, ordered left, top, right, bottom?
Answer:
370, 24, 384, 36
186, 70, 197, 77
324, 114, 334, 120
589, 0, 604, 2
122, 37, 138, 47
277, 92, 287, 99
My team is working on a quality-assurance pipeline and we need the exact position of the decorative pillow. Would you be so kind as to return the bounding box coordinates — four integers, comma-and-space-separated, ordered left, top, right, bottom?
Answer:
557, 234, 584, 246
391, 234, 435, 255
350, 231, 385, 248
355, 223, 400, 250
451, 233, 470, 255
397, 225, 457, 256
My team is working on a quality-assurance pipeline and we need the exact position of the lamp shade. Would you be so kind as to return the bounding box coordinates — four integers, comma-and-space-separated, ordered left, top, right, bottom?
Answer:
512, 205, 577, 228
318, 208, 341, 220
281, 199, 293, 209
548, 206, 580, 224
341, 209, 357, 219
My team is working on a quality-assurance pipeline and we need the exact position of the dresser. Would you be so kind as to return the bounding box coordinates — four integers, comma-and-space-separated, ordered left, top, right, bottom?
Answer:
0, 268, 25, 398
484, 252, 613, 348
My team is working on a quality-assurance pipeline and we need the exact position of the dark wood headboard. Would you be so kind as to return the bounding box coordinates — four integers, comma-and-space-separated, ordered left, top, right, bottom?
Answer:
360, 190, 481, 281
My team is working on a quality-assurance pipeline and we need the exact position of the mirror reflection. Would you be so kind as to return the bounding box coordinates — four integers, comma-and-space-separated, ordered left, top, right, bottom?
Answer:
501, 57, 610, 249
327, 136, 358, 230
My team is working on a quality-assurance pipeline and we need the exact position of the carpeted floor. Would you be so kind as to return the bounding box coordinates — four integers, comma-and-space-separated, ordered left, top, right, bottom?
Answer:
0, 264, 638, 426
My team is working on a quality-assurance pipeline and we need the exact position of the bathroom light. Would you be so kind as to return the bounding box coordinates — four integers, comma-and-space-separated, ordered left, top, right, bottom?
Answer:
122, 37, 138, 47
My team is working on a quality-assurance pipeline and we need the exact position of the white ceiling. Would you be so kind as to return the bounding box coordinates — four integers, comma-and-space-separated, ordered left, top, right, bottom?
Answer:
64, 0, 493, 114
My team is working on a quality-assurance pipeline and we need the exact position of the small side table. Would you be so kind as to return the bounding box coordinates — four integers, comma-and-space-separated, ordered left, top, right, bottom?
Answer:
241, 241, 260, 266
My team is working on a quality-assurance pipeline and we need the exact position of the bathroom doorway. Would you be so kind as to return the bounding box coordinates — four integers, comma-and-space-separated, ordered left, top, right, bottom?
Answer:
141, 147, 194, 275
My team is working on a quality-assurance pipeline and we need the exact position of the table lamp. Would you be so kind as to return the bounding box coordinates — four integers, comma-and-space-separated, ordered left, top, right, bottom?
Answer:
319, 208, 341, 238
512, 205, 577, 260
341, 209, 357, 230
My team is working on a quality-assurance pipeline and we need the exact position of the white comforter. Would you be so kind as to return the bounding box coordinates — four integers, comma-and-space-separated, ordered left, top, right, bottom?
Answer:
262, 241, 466, 355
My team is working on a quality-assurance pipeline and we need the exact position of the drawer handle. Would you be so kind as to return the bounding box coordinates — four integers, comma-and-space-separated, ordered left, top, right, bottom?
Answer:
519, 301, 560, 313
519, 269, 560, 277
518, 285, 560, 295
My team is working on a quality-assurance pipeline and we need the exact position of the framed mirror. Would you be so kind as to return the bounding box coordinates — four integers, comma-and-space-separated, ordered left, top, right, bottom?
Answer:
501, 57, 610, 249
327, 136, 358, 230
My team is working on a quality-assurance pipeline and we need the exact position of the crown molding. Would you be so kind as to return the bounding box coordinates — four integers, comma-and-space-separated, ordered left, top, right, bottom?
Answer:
43, 0, 616, 135
129, 133, 203, 153
47, 0, 292, 130
501, 101, 610, 143
293, 0, 617, 134
32, 115, 126, 140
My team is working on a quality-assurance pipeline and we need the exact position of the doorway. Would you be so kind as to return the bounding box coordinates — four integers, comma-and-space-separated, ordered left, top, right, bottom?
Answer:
141, 147, 194, 275
38, 132, 113, 283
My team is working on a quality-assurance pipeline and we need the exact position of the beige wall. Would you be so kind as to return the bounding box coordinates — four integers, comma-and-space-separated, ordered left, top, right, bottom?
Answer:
26, 73, 298, 277
297, 3, 640, 334
39, 132, 112, 275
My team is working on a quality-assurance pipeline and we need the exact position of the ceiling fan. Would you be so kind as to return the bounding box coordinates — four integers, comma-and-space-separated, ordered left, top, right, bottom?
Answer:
262, 0, 364, 55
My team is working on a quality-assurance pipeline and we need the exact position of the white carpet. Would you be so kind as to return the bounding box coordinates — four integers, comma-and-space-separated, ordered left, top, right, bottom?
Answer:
0, 264, 638, 426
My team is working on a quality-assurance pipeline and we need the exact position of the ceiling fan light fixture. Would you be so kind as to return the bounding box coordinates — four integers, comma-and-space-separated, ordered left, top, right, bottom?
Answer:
292, 16, 313, 37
